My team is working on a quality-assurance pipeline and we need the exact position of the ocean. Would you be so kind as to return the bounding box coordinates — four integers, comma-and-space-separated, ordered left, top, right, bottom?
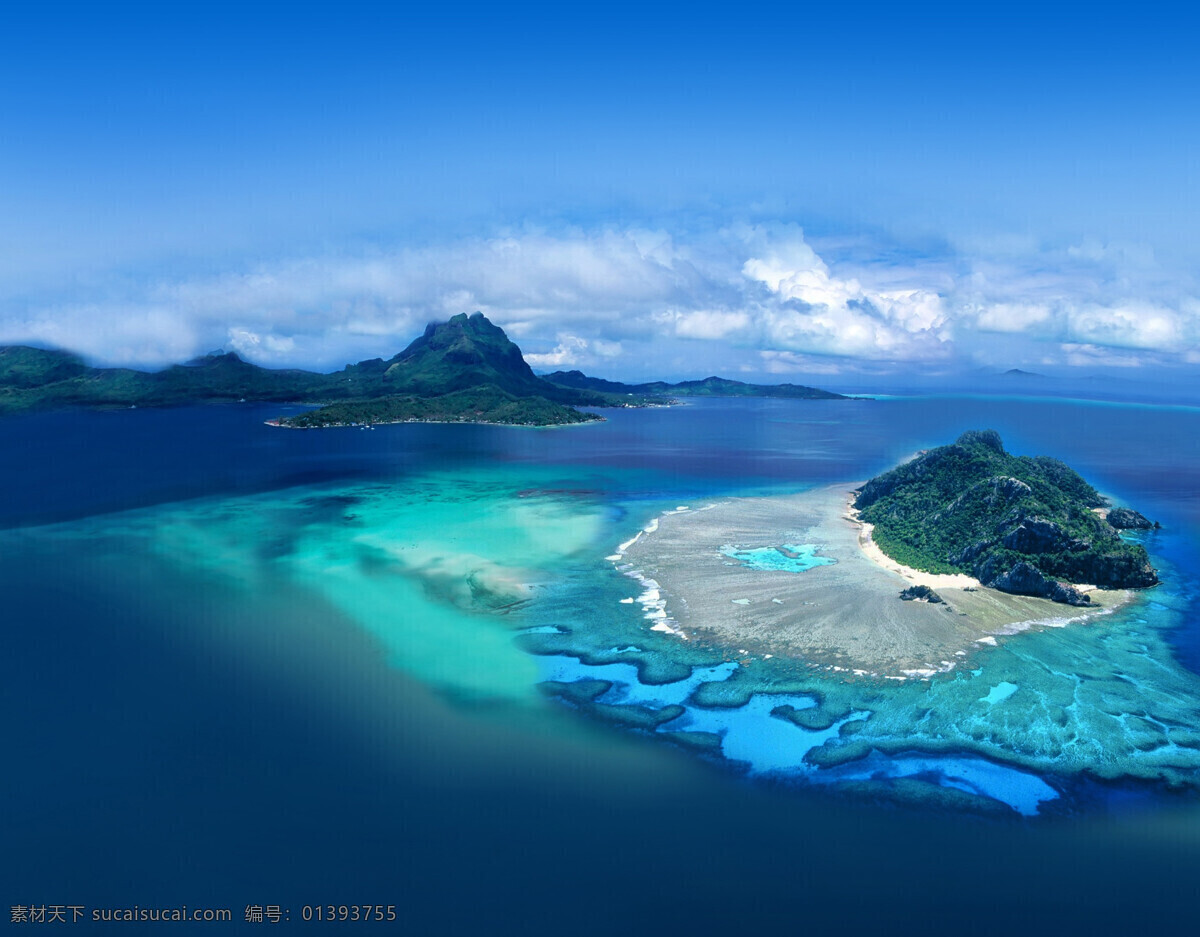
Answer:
4, 396, 1200, 934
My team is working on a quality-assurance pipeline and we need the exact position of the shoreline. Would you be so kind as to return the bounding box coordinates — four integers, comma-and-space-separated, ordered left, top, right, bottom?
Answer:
844, 491, 982, 590
617, 484, 1137, 679
843, 487, 1125, 608
264, 415, 606, 430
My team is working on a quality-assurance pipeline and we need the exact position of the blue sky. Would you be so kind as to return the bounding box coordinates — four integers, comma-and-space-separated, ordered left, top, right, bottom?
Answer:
2, 1, 1198, 381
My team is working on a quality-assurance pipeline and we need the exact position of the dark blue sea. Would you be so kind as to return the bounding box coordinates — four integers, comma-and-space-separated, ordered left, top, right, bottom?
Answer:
4, 396, 1200, 934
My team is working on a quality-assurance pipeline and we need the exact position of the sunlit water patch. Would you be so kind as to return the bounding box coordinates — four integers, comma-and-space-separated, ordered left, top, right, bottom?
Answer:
818, 752, 1060, 816
982, 682, 1019, 705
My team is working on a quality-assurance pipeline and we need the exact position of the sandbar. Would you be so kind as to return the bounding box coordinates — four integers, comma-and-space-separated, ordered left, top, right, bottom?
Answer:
619, 484, 1130, 679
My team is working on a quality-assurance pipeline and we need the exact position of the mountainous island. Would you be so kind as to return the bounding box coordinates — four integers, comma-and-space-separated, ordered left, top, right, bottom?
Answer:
273, 313, 613, 427
0, 313, 847, 427
854, 430, 1159, 605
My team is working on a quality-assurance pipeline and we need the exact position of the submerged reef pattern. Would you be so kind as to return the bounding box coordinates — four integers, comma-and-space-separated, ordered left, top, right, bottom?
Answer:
15, 468, 619, 702
521, 502, 1200, 814
15, 470, 1200, 816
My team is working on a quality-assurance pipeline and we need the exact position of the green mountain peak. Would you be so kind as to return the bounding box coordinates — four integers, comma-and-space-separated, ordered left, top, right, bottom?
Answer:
381, 311, 542, 396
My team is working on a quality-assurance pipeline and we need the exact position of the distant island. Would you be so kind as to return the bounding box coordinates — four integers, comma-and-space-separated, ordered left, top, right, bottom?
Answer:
270, 313, 612, 427
543, 370, 848, 400
1002, 368, 1046, 379
0, 312, 850, 427
855, 429, 1159, 605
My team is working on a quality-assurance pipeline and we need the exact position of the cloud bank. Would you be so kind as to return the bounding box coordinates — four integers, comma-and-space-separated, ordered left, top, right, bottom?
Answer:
3, 223, 1198, 380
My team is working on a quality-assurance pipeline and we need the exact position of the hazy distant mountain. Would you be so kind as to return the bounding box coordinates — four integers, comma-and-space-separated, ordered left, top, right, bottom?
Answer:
544, 370, 848, 400
1002, 368, 1047, 379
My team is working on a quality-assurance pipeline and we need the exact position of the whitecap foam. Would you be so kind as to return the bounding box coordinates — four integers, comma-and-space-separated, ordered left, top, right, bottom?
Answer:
608, 513, 695, 641
617, 531, 643, 554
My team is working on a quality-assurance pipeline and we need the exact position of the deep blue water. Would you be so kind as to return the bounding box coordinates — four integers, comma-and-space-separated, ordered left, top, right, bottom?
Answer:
4, 397, 1200, 934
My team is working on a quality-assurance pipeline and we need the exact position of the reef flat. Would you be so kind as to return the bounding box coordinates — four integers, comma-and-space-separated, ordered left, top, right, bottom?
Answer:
620, 485, 1129, 678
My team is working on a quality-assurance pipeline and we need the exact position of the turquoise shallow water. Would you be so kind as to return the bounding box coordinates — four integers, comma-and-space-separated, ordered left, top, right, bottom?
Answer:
534, 637, 1061, 816
32, 467, 622, 702
20, 460, 1199, 816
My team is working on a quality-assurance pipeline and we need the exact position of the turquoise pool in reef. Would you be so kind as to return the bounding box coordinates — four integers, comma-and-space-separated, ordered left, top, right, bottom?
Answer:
719, 543, 836, 573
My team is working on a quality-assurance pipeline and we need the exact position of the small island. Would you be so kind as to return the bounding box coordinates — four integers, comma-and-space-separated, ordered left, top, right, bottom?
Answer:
854, 429, 1158, 604
618, 430, 1159, 678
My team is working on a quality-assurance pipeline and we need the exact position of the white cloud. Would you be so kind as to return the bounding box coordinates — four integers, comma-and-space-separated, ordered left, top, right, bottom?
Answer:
1066, 302, 1182, 350
591, 339, 623, 358
1061, 344, 1159, 368
973, 302, 1053, 334
739, 228, 952, 361
227, 328, 297, 359
3, 223, 1198, 376
951, 234, 1200, 368
673, 310, 751, 340
7, 304, 199, 366
524, 335, 589, 368
758, 350, 849, 376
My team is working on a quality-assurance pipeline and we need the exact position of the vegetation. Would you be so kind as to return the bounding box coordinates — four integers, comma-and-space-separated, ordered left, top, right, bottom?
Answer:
870, 525, 962, 575
855, 429, 1158, 593
356, 313, 613, 406
279, 385, 602, 428
0, 346, 341, 413
0, 346, 89, 387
